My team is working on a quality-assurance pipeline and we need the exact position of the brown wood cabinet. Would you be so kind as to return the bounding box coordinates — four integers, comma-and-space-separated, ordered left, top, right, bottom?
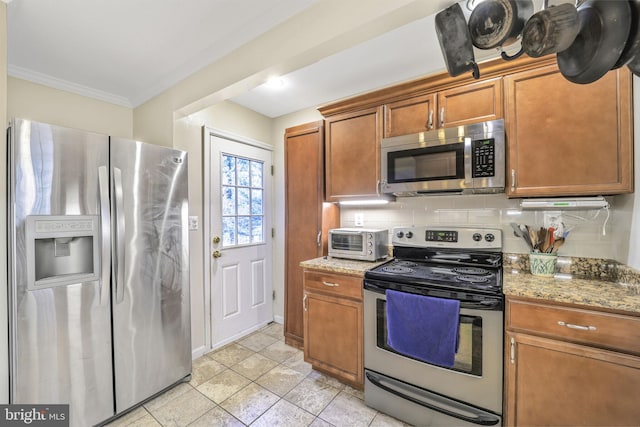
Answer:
504, 65, 633, 197
303, 270, 364, 389
324, 106, 383, 201
505, 297, 640, 426
284, 122, 339, 348
384, 77, 503, 137
319, 55, 633, 199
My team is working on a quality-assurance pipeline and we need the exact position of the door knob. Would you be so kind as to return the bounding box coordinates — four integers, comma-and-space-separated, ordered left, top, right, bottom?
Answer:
212, 250, 222, 258
212, 236, 221, 244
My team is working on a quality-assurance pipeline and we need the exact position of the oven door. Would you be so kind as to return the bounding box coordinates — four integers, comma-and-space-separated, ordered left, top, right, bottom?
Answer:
363, 287, 503, 421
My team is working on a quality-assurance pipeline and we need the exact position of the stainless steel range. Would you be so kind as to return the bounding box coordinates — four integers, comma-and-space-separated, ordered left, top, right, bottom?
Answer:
363, 226, 504, 426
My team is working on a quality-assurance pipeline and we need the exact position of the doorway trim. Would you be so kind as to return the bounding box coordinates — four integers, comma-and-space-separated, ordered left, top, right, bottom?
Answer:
202, 126, 274, 352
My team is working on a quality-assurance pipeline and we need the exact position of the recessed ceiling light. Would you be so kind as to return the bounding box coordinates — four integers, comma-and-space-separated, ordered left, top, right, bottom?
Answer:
264, 77, 285, 89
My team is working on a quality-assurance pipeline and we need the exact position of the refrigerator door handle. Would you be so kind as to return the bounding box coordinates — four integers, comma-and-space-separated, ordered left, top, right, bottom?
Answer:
113, 167, 126, 304
98, 166, 111, 306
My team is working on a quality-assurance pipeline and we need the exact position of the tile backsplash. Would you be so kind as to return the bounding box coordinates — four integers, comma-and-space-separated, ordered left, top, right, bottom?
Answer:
339, 193, 634, 264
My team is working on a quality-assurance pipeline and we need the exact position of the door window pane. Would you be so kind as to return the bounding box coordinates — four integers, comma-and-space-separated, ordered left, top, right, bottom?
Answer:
222, 155, 236, 185
222, 217, 236, 246
237, 158, 250, 186
251, 161, 263, 187
221, 153, 265, 247
222, 186, 236, 216
251, 216, 263, 242
251, 189, 263, 215
237, 188, 250, 215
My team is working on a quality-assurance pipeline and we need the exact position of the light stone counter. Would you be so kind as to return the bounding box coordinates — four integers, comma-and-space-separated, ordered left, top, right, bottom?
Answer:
302, 253, 640, 315
503, 270, 640, 315
300, 256, 390, 276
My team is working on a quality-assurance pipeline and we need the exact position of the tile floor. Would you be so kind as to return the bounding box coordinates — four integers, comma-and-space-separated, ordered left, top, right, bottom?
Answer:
105, 322, 410, 427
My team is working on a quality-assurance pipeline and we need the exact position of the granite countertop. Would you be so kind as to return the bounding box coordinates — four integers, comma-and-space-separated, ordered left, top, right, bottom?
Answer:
300, 256, 390, 276
503, 253, 640, 315
503, 271, 640, 314
300, 253, 640, 315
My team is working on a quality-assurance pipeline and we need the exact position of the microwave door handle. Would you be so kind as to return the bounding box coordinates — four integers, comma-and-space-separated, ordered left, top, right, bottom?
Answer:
464, 137, 472, 185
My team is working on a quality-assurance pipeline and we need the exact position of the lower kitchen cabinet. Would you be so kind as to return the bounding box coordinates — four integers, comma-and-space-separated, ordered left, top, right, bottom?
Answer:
505, 297, 640, 426
303, 270, 364, 389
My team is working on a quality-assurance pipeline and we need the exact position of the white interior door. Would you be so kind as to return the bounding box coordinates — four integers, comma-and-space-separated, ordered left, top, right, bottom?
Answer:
208, 131, 273, 349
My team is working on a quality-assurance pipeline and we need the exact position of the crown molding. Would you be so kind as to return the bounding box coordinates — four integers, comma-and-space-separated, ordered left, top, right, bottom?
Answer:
8, 64, 133, 108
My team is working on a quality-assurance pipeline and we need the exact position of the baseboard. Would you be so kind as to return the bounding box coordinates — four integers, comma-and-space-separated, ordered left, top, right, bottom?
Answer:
272, 315, 284, 324
192, 345, 207, 360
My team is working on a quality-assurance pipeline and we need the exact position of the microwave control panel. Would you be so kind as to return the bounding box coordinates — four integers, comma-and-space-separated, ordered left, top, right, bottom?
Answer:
472, 138, 495, 178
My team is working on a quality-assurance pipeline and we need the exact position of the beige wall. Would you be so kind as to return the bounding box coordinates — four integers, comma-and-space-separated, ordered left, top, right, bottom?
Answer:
8, 77, 133, 138
1, 2, 8, 405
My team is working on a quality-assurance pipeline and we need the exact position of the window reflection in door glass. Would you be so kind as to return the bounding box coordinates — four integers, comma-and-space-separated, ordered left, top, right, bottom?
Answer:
221, 153, 265, 247
222, 155, 236, 185
223, 217, 236, 246
237, 158, 250, 186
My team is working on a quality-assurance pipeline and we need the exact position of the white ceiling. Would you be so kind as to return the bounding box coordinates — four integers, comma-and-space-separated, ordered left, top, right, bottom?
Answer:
6, 0, 513, 118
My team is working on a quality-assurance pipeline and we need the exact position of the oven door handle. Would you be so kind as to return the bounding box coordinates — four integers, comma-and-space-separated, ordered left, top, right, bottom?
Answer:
365, 371, 500, 426
364, 282, 503, 311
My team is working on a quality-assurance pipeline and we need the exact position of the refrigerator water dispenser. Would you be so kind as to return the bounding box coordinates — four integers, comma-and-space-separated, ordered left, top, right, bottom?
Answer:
26, 215, 101, 289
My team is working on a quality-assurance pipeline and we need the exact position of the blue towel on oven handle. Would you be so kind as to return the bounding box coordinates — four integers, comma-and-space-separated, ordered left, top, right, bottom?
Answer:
385, 289, 460, 368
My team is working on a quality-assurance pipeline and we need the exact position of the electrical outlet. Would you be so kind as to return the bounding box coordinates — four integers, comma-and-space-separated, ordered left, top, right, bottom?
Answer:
543, 211, 563, 234
355, 213, 364, 227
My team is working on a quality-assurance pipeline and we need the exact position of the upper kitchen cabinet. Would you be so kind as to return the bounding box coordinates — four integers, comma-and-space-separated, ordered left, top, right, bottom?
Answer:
384, 77, 503, 137
323, 106, 384, 201
504, 64, 633, 197
284, 121, 339, 348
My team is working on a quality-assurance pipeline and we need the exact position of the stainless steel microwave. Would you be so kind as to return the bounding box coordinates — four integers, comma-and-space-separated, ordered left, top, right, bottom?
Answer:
380, 119, 505, 196
328, 228, 388, 262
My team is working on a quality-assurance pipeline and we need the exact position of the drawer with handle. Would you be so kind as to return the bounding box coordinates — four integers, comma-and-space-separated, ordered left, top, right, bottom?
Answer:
507, 298, 640, 355
303, 271, 363, 300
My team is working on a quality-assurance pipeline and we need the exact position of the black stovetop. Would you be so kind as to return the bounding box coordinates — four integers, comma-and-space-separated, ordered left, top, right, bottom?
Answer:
364, 245, 503, 295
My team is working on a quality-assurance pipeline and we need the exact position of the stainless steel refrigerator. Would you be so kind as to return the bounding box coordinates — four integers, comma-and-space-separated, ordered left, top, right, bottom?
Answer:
7, 118, 191, 426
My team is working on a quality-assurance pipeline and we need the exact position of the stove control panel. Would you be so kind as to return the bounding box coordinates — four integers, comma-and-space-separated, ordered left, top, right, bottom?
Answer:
393, 226, 502, 250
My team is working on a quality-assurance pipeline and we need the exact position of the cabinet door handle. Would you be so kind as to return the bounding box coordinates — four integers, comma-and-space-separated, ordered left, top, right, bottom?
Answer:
558, 321, 597, 331
510, 169, 516, 192
426, 110, 434, 130
322, 281, 340, 287
317, 231, 322, 247
439, 107, 445, 127
510, 337, 515, 364
303, 294, 308, 311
